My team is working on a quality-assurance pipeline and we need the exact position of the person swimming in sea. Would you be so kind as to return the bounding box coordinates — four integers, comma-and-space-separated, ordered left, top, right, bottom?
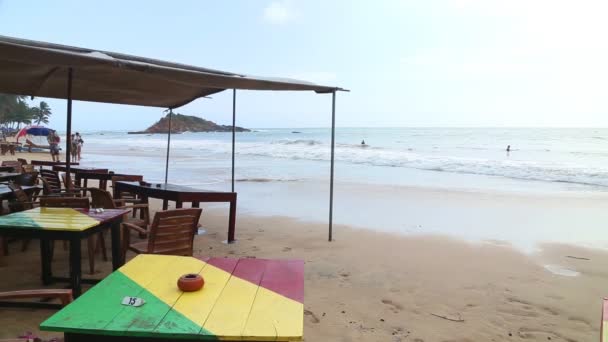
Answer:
361, 140, 366, 145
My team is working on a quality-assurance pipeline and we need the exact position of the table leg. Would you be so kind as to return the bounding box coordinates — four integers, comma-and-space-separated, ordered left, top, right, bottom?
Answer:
69, 237, 82, 297
192, 201, 200, 208
176, 201, 183, 208
162, 199, 168, 210
111, 222, 123, 270
228, 197, 237, 243
40, 238, 53, 285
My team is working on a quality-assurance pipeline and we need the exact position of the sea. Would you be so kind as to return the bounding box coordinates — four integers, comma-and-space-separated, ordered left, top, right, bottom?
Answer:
77, 127, 608, 250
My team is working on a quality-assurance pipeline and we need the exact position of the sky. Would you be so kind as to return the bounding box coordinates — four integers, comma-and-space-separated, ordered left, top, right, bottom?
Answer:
1, 0, 608, 130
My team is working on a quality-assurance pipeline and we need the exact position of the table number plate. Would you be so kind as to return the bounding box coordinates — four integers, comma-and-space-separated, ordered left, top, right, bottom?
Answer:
121, 296, 145, 307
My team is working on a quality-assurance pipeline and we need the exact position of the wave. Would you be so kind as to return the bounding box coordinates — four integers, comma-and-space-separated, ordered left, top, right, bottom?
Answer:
85, 133, 608, 188
235, 178, 299, 183
271, 139, 323, 146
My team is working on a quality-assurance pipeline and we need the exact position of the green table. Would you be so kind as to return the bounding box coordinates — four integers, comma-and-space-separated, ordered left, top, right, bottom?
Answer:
41, 254, 304, 341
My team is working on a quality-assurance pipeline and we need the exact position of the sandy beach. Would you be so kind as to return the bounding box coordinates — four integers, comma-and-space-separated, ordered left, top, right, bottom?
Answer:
0, 150, 606, 342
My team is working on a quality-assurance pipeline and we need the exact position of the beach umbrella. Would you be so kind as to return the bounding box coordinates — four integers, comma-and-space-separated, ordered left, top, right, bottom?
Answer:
16, 125, 52, 142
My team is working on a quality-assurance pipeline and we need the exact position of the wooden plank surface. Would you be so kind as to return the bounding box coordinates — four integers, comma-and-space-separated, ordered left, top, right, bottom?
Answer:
40, 255, 304, 341
202, 259, 268, 340
0, 207, 99, 231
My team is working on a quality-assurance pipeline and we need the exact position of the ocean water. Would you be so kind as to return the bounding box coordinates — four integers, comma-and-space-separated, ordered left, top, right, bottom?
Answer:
82, 127, 608, 191
76, 128, 608, 250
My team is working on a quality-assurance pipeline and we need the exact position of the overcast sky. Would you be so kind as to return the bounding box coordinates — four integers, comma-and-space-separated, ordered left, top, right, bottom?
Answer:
1, 0, 608, 130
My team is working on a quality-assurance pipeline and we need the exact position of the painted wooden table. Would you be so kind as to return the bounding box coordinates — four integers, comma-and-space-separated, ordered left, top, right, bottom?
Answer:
0, 207, 128, 297
115, 181, 238, 243
41, 254, 304, 341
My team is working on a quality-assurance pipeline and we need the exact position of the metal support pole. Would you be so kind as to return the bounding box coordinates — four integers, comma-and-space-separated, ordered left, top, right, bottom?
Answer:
329, 91, 336, 241
65, 68, 73, 176
231, 89, 236, 192
164, 109, 172, 184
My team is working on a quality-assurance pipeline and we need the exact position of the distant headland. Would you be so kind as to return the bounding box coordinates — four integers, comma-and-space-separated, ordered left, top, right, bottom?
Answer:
128, 113, 250, 134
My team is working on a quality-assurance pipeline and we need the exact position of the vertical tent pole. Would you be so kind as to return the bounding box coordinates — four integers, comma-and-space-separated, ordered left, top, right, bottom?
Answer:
164, 109, 172, 184
231, 89, 236, 192
65, 67, 73, 177
329, 91, 336, 241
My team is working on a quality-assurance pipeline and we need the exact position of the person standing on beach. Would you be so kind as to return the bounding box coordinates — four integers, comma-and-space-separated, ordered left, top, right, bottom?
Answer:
75, 132, 84, 161
70, 134, 79, 162
506, 145, 511, 152
47, 130, 60, 162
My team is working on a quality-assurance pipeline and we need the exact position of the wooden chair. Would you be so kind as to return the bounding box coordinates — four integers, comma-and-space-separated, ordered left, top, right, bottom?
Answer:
0, 289, 72, 341
89, 188, 150, 235
16, 158, 27, 166
39, 196, 90, 208
40, 170, 79, 197
111, 174, 143, 200
39, 169, 62, 194
122, 208, 202, 259
6, 183, 39, 253
0, 289, 73, 307
40, 197, 107, 274
111, 174, 144, 218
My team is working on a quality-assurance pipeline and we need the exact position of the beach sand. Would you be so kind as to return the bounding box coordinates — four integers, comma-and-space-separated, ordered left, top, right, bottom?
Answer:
0, 203, 606, 341
0, 152, 606, 341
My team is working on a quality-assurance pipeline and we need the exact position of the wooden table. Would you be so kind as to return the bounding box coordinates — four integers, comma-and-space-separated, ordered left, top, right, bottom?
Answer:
0, 165, 16, 172
0, 207, 128, 297
31, 160, 79, 170
52, 165, 108, 174
74, 171, 139, 191
0, 172, 22, 182
115, 181, 238, 243
41, 254, 304, 341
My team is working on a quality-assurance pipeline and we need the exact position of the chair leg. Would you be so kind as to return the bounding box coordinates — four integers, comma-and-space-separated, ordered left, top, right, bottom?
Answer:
87, 236, 95, 275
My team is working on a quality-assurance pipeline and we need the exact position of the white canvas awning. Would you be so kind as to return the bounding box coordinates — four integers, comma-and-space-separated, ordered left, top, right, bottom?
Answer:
0, 35, 343, 108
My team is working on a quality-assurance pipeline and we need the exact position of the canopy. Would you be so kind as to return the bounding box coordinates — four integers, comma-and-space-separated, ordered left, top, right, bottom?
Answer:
0, 34, 343, 242
16, 125, 52, 142
0, 35, 343, 109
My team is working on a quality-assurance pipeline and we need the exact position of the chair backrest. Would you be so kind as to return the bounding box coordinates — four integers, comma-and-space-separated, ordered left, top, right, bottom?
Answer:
111, 175, 143, 198
8, 183, 33, 211
147, 208, 202, 256
40, 196, 90, 208
40, 169, 62, 192
89, 188, 117, 209
17, 158, 27, 165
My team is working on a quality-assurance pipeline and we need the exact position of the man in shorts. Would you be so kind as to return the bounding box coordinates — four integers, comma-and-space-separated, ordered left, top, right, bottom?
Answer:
47, 130, 60, 162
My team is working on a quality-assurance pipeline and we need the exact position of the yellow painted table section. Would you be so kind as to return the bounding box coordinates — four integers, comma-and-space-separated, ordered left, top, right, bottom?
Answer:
41, 254, 305, 341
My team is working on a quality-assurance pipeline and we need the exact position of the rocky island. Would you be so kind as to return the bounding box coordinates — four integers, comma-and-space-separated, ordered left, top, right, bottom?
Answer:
128, 113, 250, 134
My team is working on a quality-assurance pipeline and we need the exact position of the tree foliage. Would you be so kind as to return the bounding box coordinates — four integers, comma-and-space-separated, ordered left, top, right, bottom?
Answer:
0, 94, 52, 132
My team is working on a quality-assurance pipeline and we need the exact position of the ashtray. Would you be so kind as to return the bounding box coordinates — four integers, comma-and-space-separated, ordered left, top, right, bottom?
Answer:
177, 273, 204, 292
